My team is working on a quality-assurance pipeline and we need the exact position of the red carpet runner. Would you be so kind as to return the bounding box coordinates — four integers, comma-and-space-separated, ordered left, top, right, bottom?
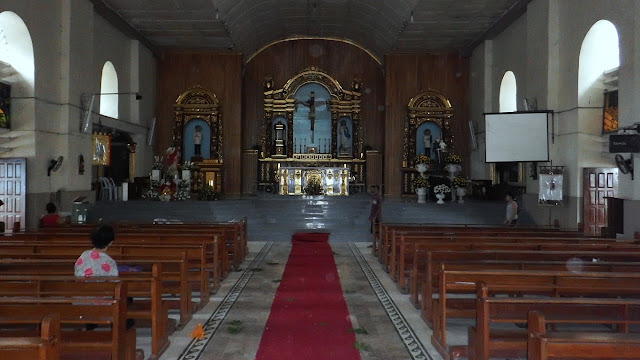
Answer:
255, 233, 361, 360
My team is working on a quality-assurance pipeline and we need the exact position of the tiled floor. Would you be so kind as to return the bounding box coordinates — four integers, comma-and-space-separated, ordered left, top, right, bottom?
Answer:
92, 196, 515, 359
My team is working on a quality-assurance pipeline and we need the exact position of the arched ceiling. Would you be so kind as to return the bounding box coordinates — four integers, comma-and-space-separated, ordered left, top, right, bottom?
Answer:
97, 0, 525, 62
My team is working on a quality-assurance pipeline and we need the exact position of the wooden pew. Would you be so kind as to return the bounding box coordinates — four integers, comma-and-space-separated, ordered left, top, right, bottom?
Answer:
408, 241, 640, 305
0, 241, 213, 307
527, 310, 640, 360
431, 271, 640, 359
0, 273, 169, 359
419, 250, 640, 323
390, 233, 621, 282
414, 258, 639, 316
0, 313, 60, 360
378, 224, 584, 265
0, 282, 134, 360
466, 283, 640, 360
0, 254, 192, 327
3, 233, 226, 284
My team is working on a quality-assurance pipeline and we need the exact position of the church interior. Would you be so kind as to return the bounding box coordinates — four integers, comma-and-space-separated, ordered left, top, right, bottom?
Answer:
1, 0, 640, 359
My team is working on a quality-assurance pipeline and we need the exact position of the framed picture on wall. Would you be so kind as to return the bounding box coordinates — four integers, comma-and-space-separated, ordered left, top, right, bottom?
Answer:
92, 133, 111, 166
0, 82, 11, 129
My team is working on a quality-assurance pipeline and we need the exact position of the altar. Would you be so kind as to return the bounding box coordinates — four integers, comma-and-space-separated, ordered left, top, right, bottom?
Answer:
256, 67, 367, 195
278, 166, 349, 196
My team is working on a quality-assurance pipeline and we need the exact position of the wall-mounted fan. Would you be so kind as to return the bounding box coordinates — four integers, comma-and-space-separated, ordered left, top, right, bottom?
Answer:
47, 156, 64, 176
615, 154, 634, 180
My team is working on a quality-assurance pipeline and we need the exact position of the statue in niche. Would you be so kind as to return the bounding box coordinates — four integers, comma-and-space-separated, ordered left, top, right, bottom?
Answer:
339, 119, 352, 156
423, 129, 433, 158
295, 91, 328, 142
193, 125, 203, 156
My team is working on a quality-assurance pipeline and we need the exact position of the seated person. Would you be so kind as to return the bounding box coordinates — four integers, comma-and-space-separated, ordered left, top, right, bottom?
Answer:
39, 203, 66, 227
73, 225, 143, 359
74, 224, 118, 277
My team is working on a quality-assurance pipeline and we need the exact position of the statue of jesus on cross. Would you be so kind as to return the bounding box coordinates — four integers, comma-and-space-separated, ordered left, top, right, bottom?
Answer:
295, 91, 328, 143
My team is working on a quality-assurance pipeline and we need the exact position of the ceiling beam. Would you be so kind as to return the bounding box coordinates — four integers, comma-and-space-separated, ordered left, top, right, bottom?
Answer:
89, 0, 162, 58
463, 0, 533, 56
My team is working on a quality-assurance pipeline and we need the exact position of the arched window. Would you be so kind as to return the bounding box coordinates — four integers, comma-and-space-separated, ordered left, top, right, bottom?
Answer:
499, 71, 517, 112
578, 20, 620, 107
0, 11, 35, 129
100, 61, 118, 119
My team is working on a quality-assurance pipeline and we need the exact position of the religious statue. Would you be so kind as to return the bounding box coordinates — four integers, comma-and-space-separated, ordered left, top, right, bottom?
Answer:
193, 125, 202, 156
423, 129, 433, 158
166, 144, 179, 178
434, 138, 447, 165
295, 91, 328, 143
339, 119, 352, 155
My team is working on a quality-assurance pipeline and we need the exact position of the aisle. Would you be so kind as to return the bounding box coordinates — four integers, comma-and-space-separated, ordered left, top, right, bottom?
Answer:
157, 241, 440, 360
255, 232, 360, 360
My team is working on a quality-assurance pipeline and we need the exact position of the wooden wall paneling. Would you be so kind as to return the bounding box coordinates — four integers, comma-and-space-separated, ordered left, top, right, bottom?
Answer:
384, 54, 470, 198
155, 52, 243, 195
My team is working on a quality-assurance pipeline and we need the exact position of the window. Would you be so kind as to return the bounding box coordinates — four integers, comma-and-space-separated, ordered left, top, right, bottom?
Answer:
578, 20, 620, 108
100, 61, 118, 119
499, 71, 517, 112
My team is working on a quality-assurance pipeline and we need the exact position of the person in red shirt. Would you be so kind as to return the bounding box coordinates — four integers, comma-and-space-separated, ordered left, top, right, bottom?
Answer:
40, 203, 64, 227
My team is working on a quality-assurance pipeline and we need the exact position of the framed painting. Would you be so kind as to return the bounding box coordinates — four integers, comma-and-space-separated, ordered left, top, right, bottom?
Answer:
92, 133, 111, 166
0, 82, 11, 129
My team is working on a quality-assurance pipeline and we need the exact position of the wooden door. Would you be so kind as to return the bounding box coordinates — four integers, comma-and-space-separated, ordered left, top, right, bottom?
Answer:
0, 158, 26, 231
583, 168, 618, 236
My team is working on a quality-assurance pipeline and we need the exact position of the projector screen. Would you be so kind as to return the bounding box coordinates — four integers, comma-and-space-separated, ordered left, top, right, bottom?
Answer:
485, 112, 550, 162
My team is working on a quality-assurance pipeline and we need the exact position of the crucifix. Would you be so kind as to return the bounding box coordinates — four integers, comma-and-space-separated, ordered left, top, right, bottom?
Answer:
295, 91, 327, 143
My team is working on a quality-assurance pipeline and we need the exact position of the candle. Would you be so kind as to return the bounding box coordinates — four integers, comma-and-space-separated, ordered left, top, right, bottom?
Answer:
209, 180, 214, 187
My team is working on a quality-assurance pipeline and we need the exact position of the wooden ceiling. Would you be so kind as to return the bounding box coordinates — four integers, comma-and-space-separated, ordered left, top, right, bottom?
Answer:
97, 0, 527, 61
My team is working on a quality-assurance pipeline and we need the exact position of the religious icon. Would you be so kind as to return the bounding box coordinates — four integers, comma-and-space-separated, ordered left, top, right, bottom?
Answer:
166, 144, 179, 177
193, 125, 202, 156
294, 91, 328, 143
339, 119, 352, 156
423, 129, 432, 157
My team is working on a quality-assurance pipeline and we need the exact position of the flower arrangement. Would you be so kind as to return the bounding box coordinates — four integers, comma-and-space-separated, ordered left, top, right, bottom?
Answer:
200, 186, 220, 201
452, 177, 469, 188
413, 177, 430, 189
444, 153, 462, 164
182, 161, 194, 170
152, 156, 164, 170
143, 179, 160, 201
174, 180, 191, 201
433, 184, 451, 194
415, 154, 431, 165
304, 178, 324, 196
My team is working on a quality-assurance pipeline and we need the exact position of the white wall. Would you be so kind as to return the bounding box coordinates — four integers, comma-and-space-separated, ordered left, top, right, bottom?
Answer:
469, 0, 640, 234
0, 0, 157, 227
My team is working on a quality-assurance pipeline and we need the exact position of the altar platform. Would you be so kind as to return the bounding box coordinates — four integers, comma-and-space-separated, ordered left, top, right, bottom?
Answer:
87, 195, 532, 243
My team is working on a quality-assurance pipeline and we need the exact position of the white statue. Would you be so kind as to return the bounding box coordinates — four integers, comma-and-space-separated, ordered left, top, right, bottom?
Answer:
193, 125, 202, 156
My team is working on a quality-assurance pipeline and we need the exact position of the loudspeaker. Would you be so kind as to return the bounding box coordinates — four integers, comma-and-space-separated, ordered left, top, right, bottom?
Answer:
609, 134, 640, 153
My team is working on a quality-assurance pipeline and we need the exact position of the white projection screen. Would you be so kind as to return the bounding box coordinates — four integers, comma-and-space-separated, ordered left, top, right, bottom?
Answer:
485, 112, 550, 162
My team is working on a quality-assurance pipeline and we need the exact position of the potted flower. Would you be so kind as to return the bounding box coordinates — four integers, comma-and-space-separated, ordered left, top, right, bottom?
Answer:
413, 177, 430, 204
433, 184, 451, 205
452, 176, 469, 203
415, 154, 431, 176
151, 156, 163, 181
444, 153, 462, 177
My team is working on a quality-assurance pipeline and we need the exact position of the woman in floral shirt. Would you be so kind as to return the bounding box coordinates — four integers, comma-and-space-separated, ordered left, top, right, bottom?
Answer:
74, 224, 118, 277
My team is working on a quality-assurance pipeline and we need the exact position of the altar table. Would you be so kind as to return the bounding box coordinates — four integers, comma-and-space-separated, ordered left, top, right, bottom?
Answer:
278, 167, 349, 196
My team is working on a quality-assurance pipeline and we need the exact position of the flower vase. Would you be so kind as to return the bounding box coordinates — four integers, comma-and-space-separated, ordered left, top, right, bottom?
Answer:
181, 169, 191, 182
435, 193, 445, 204
445, 163, 461, 179
416, 163, 429, 178
416, 187, 427, 204
456, 187, 467, 204
151, 169, 161, 182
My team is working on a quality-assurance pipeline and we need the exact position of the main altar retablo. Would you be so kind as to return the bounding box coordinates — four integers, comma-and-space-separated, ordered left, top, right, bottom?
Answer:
257, 67, 366, 195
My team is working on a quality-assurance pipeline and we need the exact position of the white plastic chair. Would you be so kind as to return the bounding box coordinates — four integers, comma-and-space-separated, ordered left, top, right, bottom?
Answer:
99, 177, 111, 200
107, 178, 120, 201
